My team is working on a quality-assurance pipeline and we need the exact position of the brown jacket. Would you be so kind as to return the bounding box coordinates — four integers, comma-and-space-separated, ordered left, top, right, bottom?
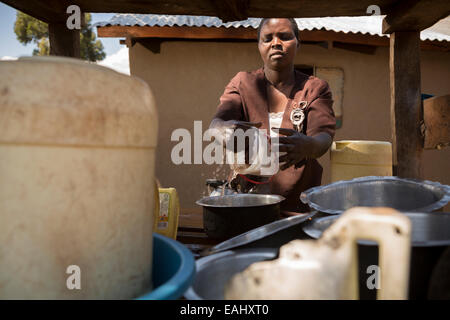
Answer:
213, 68, 336, 213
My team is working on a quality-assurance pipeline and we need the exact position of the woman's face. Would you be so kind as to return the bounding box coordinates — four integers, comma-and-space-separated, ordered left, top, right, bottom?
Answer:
258, 19, 299, 71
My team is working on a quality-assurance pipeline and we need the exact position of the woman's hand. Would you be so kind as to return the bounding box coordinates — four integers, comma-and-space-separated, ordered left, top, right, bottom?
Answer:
210, 118, 262, 132
210, 119, 262, 162
273, 128, 332, 171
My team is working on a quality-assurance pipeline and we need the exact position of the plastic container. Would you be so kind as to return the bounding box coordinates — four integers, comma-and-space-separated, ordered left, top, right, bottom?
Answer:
330, 140, 392, 182
0, 57, 158, 299
137, 233, 196, 300
228, 129, 277, 176
154, 188, 180, 240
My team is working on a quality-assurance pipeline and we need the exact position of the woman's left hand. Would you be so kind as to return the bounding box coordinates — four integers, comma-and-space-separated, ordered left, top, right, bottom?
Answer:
272, 128, 313, 170
272, 128, 333, 171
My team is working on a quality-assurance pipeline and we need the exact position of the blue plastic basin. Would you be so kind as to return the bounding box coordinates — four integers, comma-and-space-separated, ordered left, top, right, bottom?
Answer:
137, 233, 196, 300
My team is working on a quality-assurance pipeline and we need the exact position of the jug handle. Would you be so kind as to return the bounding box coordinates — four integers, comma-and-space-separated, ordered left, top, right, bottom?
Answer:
323, 207, 411, 300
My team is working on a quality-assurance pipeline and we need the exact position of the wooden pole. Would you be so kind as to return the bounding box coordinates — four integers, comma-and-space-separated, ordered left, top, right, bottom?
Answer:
389, 31, 423, 179
49, 21, 81, 58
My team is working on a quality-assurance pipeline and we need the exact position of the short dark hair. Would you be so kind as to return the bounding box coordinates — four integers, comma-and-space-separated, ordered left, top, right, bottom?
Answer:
257, 18, 300, 42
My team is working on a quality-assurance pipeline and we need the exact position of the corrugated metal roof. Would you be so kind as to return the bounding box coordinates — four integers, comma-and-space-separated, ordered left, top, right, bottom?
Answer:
95, 14, 450, 42
95, 14, 261, 28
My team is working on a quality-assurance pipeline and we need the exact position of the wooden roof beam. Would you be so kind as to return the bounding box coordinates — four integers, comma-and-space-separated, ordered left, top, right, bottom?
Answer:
382, 0, 450, 33
210, 0, 249, 22
97, 26, 257, 40
97, 26, 449, 51
4, 0, 395, 21
1, 0, 73, 23
98, 26, 390, 45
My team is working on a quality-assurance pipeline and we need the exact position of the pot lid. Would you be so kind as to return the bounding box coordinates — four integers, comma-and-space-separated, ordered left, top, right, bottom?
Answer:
201, 211, 316, 256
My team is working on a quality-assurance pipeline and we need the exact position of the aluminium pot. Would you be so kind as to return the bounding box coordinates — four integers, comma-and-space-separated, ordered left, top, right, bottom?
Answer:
196, 194, 285, 240
303, 212, 450, 300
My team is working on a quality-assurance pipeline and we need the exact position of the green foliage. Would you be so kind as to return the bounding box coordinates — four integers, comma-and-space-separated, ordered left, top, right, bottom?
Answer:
14, 11, 48, 44
14, 12, 106, 62
32, 38, 50, 56
80, 13, 106, 61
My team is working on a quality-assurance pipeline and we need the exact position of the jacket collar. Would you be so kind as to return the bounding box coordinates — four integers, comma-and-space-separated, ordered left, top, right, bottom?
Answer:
255, 67, 310, 132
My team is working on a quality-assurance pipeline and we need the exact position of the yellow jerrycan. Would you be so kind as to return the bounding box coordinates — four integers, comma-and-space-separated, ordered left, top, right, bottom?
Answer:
225, 207, 411, 300
154, 188, 180, 240
330, 140, 392, 182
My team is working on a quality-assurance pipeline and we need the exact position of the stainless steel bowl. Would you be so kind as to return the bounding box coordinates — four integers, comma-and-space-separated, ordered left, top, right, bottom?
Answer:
300, 176, 450, 215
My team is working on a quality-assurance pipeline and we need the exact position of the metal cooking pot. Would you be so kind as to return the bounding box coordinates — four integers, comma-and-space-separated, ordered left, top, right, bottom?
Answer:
300, 176, 450, 215
205, 179, 236, 197
303, 212, 450, 299
196, 194, 285, 240
184, 248, 278, 300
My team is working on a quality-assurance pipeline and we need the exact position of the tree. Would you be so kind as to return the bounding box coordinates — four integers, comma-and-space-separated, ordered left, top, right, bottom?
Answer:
14, 11, 106, 62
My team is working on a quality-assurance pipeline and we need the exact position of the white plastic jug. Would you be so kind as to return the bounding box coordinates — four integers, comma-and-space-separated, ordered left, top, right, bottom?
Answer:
0, 57, 158, 299
225, 207, 411, 300
227, 128, 278, 177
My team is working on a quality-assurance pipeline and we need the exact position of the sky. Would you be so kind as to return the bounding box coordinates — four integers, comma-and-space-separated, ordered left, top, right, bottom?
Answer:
0, 2, 130, 74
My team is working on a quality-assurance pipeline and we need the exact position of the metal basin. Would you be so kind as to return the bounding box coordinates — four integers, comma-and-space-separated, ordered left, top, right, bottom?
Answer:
303, 212, 450, 299
303, 212, 450, 246
184, 248, 278, 300
300, 176, 450, 215
196, 194, 285, 240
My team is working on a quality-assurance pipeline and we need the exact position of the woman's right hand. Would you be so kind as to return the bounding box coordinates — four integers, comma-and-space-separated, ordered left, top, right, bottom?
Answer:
210, 119, 262, 162
210, 118, 262, 146
211, 119, 262, 132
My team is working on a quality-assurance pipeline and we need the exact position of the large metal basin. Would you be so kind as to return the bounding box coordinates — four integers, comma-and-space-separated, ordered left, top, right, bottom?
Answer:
300, 176, 450, 215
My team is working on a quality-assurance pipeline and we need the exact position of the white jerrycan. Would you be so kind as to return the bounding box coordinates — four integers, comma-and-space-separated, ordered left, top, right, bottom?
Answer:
0, 57, 158, 299
225, 207, 412, 300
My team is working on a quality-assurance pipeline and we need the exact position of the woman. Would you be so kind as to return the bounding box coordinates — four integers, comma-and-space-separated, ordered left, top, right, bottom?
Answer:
210, 18, 336, 215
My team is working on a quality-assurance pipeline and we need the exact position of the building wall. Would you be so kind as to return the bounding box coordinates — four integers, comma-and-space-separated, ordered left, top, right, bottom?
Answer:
129, 40, 450, 211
